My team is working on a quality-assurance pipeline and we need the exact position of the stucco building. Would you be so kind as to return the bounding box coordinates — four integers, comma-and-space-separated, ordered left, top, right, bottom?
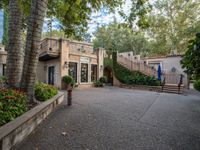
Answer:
118, 51, 188, 87
37, 38, 104, 89
0, 38, 104, 89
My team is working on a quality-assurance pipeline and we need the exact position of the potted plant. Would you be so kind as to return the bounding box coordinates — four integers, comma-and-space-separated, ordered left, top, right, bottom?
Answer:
62, 75, 74, 90
62, 75, 75, 106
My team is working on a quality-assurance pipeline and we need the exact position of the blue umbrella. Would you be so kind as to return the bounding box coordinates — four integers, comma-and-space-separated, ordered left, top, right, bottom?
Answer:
157, 64, 161, 81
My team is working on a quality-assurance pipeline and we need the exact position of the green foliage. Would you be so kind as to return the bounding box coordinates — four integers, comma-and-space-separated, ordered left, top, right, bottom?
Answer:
47, 0, 123, 38
146, 0, 200, 55
34, 82, 58, 101
0, 88, 27, 126
0, 76, 7, 88
62, 75, 74, 85
181, 33, 200, 79
104, 58, 113, 69
2, 9, 8, 46
93, 23, 149, 56
121, 0, 152, 29
94, 80, 104, 87
99, 76, 107, 83
194, 80, 200, 92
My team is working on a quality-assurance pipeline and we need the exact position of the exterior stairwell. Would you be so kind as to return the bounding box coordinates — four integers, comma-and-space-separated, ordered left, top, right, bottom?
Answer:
117, 56, 157, 77
117, 55, 184, 94
162, 74, 184, 94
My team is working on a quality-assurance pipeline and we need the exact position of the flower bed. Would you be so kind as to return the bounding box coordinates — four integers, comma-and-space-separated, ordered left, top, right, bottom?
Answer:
0, 88, 27, 126
35, 82, 58, 101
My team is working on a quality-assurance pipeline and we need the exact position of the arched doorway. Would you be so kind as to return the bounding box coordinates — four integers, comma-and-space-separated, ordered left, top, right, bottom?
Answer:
104, 67, 113, 85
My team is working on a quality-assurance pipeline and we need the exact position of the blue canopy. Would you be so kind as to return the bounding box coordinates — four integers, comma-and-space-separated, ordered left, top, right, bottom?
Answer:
157, 64, 161, 81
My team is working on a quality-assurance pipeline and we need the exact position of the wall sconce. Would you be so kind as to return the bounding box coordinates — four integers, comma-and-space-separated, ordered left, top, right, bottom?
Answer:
100, 65, 103, 70
64, 61, 69, 68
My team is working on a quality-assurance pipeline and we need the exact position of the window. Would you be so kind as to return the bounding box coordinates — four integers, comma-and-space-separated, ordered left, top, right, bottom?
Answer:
81, 63, 88, 82
3, 64, 6, 76
69, 62, 77, 82
91, 65, 97, 82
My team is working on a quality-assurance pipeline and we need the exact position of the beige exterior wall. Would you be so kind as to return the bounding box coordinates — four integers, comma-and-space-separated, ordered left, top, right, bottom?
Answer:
37, 38, 104, 89
37, 59, 61, 88
97, 48, 104, 78
145, 56, 188, 87
0, 47, 7, 76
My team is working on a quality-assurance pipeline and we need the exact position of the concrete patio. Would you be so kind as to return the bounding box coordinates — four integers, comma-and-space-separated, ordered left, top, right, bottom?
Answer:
13, 87, 200, 150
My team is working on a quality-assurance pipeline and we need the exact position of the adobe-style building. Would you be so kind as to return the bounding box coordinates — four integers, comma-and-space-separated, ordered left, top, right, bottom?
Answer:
118, 51, 188, 87
0, 38, 104, 89
37, 38, 104, 89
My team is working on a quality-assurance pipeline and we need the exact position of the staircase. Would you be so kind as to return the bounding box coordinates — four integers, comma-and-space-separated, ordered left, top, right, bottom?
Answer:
162, 74, 184, 94
117, 55, 184, 94
117, 56, 157, 77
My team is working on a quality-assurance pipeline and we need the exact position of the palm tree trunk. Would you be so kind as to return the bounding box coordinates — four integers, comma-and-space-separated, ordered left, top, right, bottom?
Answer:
6, 0, 23, 88
21, 0, 48, 101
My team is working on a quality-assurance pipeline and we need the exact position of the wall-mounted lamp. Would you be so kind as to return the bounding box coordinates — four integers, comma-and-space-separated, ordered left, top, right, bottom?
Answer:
64, 61, 69, 68
100, 65, 103, 70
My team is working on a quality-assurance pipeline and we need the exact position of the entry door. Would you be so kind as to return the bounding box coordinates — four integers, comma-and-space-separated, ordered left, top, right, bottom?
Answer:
81, 63, 88, 82
69, 62, 77, 82
48, 66, 55, 85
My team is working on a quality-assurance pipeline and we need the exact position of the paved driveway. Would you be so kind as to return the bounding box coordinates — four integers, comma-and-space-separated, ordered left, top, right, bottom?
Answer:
14, 87, 200, 150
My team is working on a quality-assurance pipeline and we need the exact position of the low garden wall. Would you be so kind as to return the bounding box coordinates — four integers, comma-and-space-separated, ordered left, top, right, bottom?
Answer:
0, 92, 64, 150
120, 84, 162, 92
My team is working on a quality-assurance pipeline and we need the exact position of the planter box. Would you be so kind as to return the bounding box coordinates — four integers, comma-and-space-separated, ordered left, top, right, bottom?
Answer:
0, 92, 64, 150
121, 84, 162, 92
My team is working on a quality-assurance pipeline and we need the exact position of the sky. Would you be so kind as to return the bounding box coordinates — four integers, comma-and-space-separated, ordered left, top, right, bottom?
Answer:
0, 0, 132, 42
0, 11, 3, 42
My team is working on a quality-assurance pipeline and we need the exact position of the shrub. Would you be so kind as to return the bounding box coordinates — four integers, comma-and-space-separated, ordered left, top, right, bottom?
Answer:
113, 62, 160, 86
0, 88, 27, 126
35, 82, 58, 101
99, 76, 107, 83
94, 80, 104, 87
62, 75, 74, 85
0, 76, 7, 88
194, 80, 200, 92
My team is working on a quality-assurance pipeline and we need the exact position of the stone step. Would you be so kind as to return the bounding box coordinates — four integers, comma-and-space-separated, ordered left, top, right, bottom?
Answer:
162, 89, 183, 94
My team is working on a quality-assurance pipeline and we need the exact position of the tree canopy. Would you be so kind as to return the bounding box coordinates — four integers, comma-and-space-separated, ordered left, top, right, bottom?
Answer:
181, 33, 200, 79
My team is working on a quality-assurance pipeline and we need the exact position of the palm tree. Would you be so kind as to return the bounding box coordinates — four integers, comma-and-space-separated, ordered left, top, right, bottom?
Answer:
20, 0, 48, 101
6, 0, 23, 88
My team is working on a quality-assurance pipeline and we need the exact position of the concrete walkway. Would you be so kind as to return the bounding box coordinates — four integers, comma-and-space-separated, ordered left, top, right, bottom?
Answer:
14, 87, 200, 150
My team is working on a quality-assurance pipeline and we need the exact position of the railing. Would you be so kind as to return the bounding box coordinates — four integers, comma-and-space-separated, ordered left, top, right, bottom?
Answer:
178, 74, 183, 93
162, 73, 182, 85
162, 77, 166, 91
117, 56, 157, 77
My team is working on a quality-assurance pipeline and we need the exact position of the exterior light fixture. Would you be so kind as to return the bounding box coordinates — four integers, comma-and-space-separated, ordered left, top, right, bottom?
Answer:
64, 61, 69, 68
100, 65, 103, 70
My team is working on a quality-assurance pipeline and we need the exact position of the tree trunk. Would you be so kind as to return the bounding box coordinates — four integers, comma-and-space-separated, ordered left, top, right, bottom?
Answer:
21, 0, 48, 101
6, 0, 23, 87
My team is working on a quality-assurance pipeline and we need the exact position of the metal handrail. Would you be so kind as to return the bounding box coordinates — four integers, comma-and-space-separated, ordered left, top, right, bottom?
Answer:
178, 74, 183, 94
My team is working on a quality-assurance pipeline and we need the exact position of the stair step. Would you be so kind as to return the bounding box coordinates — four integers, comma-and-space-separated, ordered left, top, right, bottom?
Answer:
162, 90, 182, 94
163, 87, 183, 90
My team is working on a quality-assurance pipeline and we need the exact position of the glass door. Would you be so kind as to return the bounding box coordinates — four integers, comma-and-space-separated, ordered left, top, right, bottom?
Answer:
48, 66, 55, 85
69, 62, 77, 82
81, 63, 88, 82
